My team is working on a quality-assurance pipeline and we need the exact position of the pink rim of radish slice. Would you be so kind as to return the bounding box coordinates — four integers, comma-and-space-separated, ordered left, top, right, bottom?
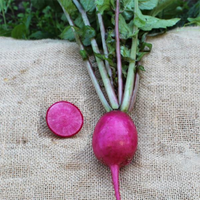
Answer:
46, 101, 84, 137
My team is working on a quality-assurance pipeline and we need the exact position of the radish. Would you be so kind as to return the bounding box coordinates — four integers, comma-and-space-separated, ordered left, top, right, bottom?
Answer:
57, 0, 180, 199
93, 111, 137, 200
46, 101, 84, 137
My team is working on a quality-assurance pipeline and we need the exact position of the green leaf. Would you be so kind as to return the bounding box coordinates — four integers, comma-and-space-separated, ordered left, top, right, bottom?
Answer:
120, 46, 136, 63
121, 46, 131, 58
157, 0, 187, 21
60, 26, 75, 41
48, 0, 62, 12
58, 0, 77, 15
81, 26, 96, 46
0, 0, 4, 12
11, 24, 27, 39
188, 17, 200, 26
149, 0, 174, 17
31, 0, 61, 11
94, 52, 106, 60
123, 0, 134, 10
139, 0, 158, 10
80, 0, 95, 12
13, 6, 18, 10
134, 8, 180, 31
141, 42, 152, 52
17, 13, 24, 18
94, 53, 115, 67
29, 31, 52, 39
137, 52, 148, 61
122, 0, 158, 18
187, 1, 200, 19
31, 0, 46, 10
106, 30, 115, 55
74, 14, 85, 28
137, 65, 145, 71
122, 11, 133, 21
0, 0, 10, 12
95, 0, 111, 14
118, 14, 133, 39
122, 65, 129, 77
121, 0, 134, 20
25, 14, 32, 30
0, 26, 11, 37
79, 50, 88, 60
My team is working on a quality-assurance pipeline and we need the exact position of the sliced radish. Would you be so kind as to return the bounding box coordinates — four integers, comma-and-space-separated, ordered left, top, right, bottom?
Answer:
46, 101, 84, 137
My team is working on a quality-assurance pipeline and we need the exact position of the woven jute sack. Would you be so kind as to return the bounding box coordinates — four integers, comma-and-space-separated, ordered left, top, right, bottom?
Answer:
0, 27, 200, 200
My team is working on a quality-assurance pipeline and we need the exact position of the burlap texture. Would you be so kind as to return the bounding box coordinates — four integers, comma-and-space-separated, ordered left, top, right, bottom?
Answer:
0, 27, 200, 200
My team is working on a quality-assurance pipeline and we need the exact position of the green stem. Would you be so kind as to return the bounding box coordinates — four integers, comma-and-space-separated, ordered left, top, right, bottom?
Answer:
72, 0, 119, 110
2, 0, 12, 29
58, 1, 112, 112
0, 5, 7, 28
120, 0, 139, 112
128, 72, 140, 112
85, 60, 112, 112
2, 12, 7, 28
96, 11, 113, 85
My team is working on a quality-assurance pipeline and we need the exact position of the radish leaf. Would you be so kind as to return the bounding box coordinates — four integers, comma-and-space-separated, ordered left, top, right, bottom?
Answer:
80, 50, 88, 60
118, 15, 132, 39
95, 0, 114, 14
59, 0, 77, 15
134, 8, 180, 31
60, 26, 75, 41
188, 17, 200, 26
80, 0, 96, 13
149, 0, 174, 17
139, 0, 158, 10
137, 65, 145, 71
121, 46, 131, 58
81, 26, 96, 46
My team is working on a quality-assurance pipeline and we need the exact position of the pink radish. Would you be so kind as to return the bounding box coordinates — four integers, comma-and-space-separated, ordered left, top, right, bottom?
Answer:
92, 111, 138, 200
58, 0, 179, 198
46, 101, 83, 137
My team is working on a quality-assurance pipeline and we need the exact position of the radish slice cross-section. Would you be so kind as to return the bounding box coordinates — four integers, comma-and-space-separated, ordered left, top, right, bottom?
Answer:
46, 101, 84, 137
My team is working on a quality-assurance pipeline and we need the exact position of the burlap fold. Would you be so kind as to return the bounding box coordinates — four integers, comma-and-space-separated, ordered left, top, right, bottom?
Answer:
0, 27, 200, 199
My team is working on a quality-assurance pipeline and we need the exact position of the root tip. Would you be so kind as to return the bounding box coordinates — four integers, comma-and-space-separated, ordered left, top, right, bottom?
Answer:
110, 165, 121, 200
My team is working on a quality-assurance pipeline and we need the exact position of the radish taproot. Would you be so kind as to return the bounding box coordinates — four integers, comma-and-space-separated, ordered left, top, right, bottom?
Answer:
57, 0, 180, 199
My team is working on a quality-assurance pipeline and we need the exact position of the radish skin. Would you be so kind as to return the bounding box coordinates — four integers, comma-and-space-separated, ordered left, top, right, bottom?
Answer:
92, 111, 138, 199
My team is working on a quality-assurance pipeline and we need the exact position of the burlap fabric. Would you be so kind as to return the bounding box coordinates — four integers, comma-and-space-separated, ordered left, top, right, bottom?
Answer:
0, 27, 200, 200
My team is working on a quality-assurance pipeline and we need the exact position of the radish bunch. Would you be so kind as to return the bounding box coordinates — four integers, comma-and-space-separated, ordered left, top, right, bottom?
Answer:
57, 0, 180, 199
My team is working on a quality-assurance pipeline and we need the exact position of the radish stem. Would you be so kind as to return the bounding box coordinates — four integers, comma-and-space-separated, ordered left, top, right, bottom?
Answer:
115, 0, 123, 105
73, 0, 119, 109
110, 165, 121, 200
85, 60, 112, 112
120, 0, 139, 112
128, 72, 140, 112
59, 1, 112, 112
96, 11, 113, 85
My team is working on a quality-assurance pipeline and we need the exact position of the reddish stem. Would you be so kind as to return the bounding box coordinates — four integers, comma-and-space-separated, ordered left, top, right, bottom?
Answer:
110, 165, 121, 200
97, 12, 113, 85
115, 0, 123, 105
